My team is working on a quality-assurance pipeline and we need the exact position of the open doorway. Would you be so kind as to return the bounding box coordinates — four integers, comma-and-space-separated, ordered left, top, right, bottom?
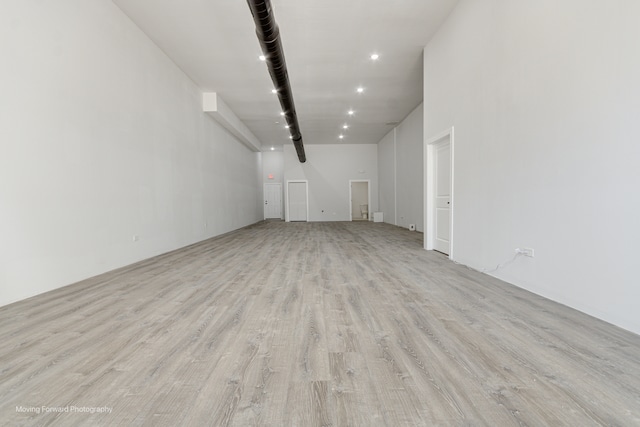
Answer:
349, 180, 370, 221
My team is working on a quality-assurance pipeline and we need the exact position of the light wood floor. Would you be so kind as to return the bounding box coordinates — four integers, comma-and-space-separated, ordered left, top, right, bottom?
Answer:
1, 221, 640, 426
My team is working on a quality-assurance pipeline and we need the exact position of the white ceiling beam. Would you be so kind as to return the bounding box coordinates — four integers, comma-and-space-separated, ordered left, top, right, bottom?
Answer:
203, 92, 262, 152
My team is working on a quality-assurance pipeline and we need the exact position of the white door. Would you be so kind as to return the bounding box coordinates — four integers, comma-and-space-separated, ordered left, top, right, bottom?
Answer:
434, 140, 451, 254
288, 182, 307, 222
264, 183, 282, 219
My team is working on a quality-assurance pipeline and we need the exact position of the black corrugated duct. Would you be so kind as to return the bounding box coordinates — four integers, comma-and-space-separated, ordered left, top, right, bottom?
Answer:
247, 0, 306, 163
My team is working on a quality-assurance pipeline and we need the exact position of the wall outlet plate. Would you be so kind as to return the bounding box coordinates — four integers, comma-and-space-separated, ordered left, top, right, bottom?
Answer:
409, 224, 416, 231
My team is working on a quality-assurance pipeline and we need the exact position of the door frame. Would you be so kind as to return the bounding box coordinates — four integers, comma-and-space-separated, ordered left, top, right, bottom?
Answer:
348, 179, 371, 221
424, 127, 455, 258
263, 183, 283, 220
285, 180, 309, 222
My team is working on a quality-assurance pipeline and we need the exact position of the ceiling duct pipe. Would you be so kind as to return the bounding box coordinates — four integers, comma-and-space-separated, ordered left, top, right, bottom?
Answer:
247, 0, 306, 163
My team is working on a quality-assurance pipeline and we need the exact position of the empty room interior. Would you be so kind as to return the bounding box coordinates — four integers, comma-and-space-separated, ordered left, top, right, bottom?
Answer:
2, 1, 640, 425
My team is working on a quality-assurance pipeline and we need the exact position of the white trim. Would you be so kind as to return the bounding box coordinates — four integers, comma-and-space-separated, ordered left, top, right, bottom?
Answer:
424, 127, 455, 259
348, 179, 371, 221
285, 180, 309, 222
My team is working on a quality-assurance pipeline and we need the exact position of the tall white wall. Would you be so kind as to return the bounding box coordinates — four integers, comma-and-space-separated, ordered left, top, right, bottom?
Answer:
262, 151, 285, 184
283, 144, 378, 222
377, 130, 396, 224
0, 0, 262, 307
377, 104, 424, 231
424, 0, 640, 333
396, 104, 424, 231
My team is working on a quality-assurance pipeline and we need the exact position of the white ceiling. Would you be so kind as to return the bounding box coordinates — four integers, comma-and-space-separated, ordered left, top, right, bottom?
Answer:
112, 0, 459, 151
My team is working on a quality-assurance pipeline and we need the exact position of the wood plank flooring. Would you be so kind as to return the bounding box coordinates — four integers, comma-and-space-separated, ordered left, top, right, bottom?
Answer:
1, 221, 640, 426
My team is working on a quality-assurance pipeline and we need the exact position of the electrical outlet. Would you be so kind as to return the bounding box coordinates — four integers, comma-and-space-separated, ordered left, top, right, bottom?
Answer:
515, 247, 534, 257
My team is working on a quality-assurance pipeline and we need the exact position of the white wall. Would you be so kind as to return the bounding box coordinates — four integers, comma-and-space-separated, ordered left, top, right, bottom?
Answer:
283, 144, 378, 222
424, 0, 640, 333
377, 104, 424, 231
0, 0, 262, 307
396, 104, 424, 231
377, 130, 396, 224
262, 151, 284, 184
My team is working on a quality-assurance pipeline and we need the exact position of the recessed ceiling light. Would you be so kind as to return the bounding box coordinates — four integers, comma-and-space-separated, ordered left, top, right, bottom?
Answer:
339, 135, 344, 139
343, 125, 349, 129
370, 53, 379, 60
280, 112, 285, 116
285, 125, 290, 129
289, 135, 293, 139
348, 110, 354, 115
271, 89, 277, 94
259, 55, 266, 61
357, 87, 364, 93
271, 147, 274, 151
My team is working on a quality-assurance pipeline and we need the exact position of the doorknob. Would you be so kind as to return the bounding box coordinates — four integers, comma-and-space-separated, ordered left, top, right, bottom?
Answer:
447, 202, 450, 204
